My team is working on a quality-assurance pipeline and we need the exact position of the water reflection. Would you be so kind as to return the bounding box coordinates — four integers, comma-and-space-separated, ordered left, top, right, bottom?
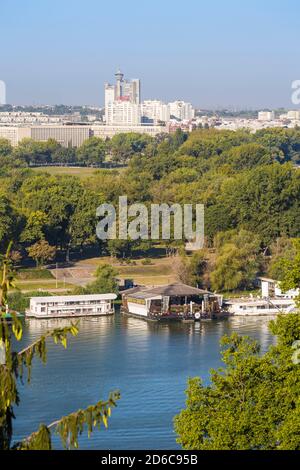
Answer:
13, 314, 275, 450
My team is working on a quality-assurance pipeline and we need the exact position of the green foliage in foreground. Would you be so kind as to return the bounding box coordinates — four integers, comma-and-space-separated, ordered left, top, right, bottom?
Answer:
0, 244, 120, 450
174, 314, 300, 450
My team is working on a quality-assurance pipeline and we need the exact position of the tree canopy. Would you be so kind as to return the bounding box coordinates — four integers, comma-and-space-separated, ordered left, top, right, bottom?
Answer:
174, 314, 300, 450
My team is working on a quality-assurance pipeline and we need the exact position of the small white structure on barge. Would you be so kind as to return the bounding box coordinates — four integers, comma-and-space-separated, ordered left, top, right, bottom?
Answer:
26, 294, 117, 319
225, 277, 299, 316
225, 298, 296, 316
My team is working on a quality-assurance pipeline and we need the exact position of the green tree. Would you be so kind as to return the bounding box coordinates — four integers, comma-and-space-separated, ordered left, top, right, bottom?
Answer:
52, 146, 76, 164
0, 138, 13, 157
109, 133, 152, 164
107, 239, 136, 259
220, 143, 273, 170
77, 137, 106, 166
17, 174, 84, 257
275, 239, 300, 306
268, 237, 297, 279
14, 138, 60, 165
80, 264, 119, 295
174, 314, 300, 450
68, 190, 100, 251
27, 239, 56, 267
0, 197, 17, 251
189, 251, 208, 287
210, 230, 261, 292
21, 210, 48, 243
173, 250, 207, 286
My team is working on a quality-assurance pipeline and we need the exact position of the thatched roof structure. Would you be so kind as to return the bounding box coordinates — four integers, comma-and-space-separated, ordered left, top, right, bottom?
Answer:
147, 283, 211, 297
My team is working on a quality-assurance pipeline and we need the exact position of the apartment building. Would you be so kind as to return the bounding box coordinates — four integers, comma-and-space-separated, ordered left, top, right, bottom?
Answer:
30, 126, 91, 147
105, 101, 141, 126
142, 100, 170, 124
0, 126, 31, 146
258, 111, 275, 122
169, 101, 195, 121
91, 124, 166, 139
105, 69, 141, 125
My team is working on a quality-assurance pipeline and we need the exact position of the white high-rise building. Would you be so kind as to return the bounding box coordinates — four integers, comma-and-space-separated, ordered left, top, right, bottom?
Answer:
142, 100, 170, 124
169, 101, 195, 121
104, 70, 196, 126
287, 110, 300, 120
114, 70, 141, 104
106, 101, 141, 126
258, 111, 275, 122
104, 70, 141, 125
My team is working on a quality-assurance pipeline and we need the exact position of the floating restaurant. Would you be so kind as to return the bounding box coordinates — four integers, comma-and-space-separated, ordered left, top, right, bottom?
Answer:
121, 283, 223, 321
26, 294, 117, 319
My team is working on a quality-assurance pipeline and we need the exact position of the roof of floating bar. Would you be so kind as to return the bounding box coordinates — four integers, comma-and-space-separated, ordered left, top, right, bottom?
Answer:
122, 283, 212, 298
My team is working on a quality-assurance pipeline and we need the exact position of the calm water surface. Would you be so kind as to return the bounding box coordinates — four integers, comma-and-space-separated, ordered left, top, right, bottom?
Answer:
13, 313, 274, 449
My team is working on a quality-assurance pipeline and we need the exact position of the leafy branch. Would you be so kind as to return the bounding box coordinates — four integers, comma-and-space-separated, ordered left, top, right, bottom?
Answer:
0, 241, 121, 450
17, 391, 120, 450
16, 322, 80, 382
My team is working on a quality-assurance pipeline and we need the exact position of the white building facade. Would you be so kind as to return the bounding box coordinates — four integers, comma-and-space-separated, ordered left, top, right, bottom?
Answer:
0, 126, 31, 146
169, 101, 195, 121
258, 111, 275, 122
26, 294, 117, 318
142, 100, 170, 124
91, 124, 166, 138
106, 101, 141, 126
105, 70, 141, 125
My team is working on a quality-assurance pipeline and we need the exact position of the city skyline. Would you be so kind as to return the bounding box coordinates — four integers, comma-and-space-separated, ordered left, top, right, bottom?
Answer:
1, 0, 300, 108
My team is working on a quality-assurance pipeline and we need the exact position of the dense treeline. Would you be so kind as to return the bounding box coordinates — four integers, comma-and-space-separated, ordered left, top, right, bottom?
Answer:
0, 133, 154, 168
1, 126, 300, 168
0, 127, 300, 291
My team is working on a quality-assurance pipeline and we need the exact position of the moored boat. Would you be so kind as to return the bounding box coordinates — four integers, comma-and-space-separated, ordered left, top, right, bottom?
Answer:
121, 283, 224, 321
25, 294, 117, 319
224, 297, 296, 316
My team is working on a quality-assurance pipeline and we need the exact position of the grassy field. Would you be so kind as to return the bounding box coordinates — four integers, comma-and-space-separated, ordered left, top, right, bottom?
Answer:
15, 279, 74, 292
32, 166, 99, 178
15, 254, 176, 291
32, 166, 125, 179
16, 268, 54, 280
76, 256, 176, 285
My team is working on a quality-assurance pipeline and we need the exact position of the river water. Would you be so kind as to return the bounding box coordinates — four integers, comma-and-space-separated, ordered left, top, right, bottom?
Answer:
12, 313, 274, 450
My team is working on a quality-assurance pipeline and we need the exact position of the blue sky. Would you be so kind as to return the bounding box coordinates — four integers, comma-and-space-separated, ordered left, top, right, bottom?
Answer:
1, 0, 299, 108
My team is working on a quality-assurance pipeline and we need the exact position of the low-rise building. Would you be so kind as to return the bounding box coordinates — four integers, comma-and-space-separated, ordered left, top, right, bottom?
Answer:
26, 294, 117, 319
30, 125, 91, 147
91, 124, 167, 139
258, 111, 275, 122
0, 126, 31, 146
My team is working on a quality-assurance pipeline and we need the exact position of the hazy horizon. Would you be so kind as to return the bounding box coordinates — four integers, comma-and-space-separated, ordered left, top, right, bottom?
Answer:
1, 0, 300, 109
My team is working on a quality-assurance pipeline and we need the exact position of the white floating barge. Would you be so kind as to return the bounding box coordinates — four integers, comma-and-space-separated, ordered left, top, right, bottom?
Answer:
225, 298, 296, 316
25, 294, 117, 319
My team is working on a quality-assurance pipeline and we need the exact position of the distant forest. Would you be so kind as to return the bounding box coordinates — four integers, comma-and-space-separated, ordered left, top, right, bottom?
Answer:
1, 127, 300, 292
